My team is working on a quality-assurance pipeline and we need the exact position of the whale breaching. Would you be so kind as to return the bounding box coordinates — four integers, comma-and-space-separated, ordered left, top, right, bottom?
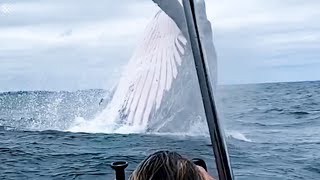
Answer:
69, 0, 216, 134
68, 10, 192, 133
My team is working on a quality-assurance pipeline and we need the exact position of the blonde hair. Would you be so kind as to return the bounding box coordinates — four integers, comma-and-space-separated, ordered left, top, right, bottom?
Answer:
130, 151, 204, 180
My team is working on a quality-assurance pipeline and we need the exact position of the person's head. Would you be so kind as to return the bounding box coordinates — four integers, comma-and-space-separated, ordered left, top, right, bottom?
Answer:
130, 151, 209, 180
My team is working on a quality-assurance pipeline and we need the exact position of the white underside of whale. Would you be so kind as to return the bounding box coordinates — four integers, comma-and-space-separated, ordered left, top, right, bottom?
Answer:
69, 11, 187, 133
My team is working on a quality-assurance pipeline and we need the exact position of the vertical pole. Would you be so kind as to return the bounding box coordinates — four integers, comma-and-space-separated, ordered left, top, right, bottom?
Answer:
182, 0, 234, 179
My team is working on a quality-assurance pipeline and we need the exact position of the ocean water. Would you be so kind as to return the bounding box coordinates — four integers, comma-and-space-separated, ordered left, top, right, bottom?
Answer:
1, 81, 320, 179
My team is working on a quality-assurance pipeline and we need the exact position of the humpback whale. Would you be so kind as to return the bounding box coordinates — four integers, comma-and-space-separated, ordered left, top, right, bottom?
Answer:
69, 1, 216, 134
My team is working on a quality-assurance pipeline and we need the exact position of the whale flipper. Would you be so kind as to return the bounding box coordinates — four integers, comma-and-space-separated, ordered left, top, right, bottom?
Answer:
113, 11, 187, 127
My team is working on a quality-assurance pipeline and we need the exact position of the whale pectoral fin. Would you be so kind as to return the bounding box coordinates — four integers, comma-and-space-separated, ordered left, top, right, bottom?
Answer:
113, 11, 187, 127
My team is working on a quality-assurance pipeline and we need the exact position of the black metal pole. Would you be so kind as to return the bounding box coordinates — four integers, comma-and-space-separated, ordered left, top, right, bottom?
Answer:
182, 0, 234, 179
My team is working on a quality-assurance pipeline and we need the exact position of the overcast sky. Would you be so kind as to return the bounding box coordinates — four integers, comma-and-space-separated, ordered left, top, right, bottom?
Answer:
0, 0, 320, 92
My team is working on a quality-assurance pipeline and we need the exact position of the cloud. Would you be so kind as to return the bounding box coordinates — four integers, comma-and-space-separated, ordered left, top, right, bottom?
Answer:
0, 0, 155, 26
207, 0, 320, 84
0, 0, 160, 92
1, 0, 320, 91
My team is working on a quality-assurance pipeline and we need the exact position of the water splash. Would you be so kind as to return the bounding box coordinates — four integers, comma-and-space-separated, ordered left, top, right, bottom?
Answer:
0, 90, 107, 132
227, 131, 253, 142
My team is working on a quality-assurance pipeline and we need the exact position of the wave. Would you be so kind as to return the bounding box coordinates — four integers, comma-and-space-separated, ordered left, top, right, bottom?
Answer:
262, 108, 310, 116
226, 131, 253, 142
239, 118, 319, 128
67, 117, 146, 134
289, 111, 310, 115
264, 108, 284, 113
0, 125, 18, 132
68, 115, 210, 137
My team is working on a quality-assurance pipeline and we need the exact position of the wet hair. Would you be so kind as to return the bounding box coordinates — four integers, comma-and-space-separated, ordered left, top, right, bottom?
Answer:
130, 151, 204, 180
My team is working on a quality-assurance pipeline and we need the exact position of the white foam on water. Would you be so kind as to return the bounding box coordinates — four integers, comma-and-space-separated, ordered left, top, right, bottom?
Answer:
227, 131, 253, 142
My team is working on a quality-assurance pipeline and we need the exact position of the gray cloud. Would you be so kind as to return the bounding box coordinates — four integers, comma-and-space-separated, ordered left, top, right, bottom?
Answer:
1, 0, 320, 91
209, 0, 320, 84
0, 0, 159, 92
0, 0, 153, 26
